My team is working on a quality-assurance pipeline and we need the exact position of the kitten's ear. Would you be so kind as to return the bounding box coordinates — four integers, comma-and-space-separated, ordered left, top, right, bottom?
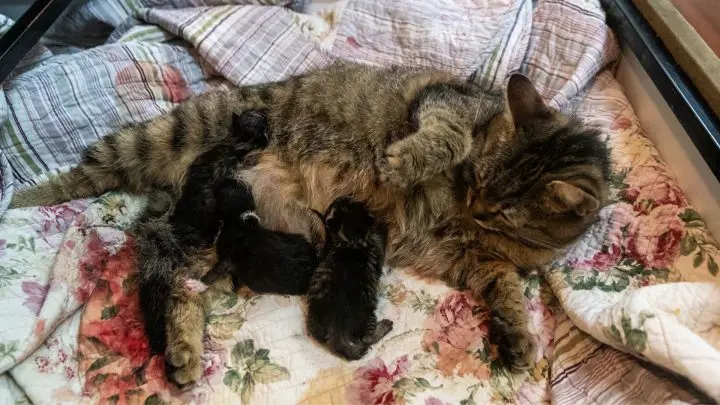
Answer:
505, 73, 548, 127
548, 181, 599, 217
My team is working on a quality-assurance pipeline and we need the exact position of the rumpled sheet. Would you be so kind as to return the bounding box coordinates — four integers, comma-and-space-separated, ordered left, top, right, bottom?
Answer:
0, 0, 718, 403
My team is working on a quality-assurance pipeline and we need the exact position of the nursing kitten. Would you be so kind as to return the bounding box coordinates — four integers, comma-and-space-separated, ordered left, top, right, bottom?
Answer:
14, 63, 610, 384
135, 110, 268, 356
307, 197, 392, 360
201, 180, 319, 294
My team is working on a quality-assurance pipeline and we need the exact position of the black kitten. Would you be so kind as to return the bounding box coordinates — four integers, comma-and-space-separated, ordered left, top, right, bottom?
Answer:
170, 110, 269, 248
201, 181, 319, 294
307, 197, 393, 360
137, 110, 269, 355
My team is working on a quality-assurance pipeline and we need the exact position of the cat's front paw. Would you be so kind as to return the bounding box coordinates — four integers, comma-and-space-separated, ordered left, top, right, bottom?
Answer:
378, 144, 417, 189
490, 316, 536, 373
165, 340, 203, 386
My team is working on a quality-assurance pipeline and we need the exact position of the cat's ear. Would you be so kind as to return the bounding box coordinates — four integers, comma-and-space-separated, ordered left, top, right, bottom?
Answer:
505, 73, 548, 127
548, 180, 599, 217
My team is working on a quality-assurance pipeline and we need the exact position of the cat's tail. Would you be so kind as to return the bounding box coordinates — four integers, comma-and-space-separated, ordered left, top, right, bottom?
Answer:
9, 87, 269, 208
134, 217, 185, 354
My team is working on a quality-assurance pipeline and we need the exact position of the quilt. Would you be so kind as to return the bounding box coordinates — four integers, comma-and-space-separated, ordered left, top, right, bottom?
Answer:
0, 0, 718, 403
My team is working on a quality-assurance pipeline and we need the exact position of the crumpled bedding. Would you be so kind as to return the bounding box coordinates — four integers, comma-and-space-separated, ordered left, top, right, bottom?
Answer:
0, 0, 718, 404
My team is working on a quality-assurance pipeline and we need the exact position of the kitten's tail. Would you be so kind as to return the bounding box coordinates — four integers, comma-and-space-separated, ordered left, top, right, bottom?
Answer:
9, 87, 269, 208
134, 217, 185, 354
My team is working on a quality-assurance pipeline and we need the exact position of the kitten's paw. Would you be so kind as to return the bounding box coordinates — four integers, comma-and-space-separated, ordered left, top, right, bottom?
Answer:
490, 317, 536, 373
165, 341, 203, 386
376, 319, 394, 338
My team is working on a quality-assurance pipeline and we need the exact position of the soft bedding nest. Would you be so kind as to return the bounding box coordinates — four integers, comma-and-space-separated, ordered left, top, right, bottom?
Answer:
0, 0, 719, 404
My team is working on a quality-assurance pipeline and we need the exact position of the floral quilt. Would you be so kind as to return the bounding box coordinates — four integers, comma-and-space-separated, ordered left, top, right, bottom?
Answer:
0, 0, 718, 404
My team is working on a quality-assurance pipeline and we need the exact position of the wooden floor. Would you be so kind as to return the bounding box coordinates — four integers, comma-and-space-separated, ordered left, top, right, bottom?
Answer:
670, 0, 720, 57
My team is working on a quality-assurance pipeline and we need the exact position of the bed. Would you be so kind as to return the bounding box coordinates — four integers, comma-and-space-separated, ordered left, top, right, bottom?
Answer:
0, 0, 718, 404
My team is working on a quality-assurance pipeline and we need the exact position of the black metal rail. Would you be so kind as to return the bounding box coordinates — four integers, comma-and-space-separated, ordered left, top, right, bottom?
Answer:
603, 0, 720, 181
0, 0, 73, 85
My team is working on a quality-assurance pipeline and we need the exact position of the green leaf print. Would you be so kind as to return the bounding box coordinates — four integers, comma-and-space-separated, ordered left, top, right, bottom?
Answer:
241, 373, 255, 404
693, 252, 704, 268
6, 236, 36, 253
605, 311, 654, 354
232, 340, 255, 364
524, 273, 541, 298
0, 265, 23, 287
680, 234, 697, 256
408, 290, 438, 314
144, 394, 165, 405
122, 274, 138, 295
225, 340, 290, 404
0, 340, 19, 363
595, 269, 630, 292
255, 348, 269, 360
708, 256, 719, 276
392, 376, 439, 397
89, 357, 110, 371
253, 362, 289, 384
679, 211, 720, 277
679, 208, 702, 223
223, 370, 242, 391
101, 305, 119, 320
608, 325, 622, 344
92, 374, 109, 386
564, 268, 597, 290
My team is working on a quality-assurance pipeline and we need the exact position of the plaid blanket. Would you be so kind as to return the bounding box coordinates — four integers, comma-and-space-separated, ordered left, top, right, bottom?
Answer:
1, 0, 718, 403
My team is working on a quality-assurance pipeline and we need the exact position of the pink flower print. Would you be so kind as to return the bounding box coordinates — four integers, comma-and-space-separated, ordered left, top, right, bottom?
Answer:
36, 356, 51, 373
22, 281, 49, 316
64, 365, 76, 380
626, 204, 685, 268
422, 291, 490, 379
572, 203, 633, 272
527, 297, 556, 361
39, 204, 83, 235
346, 356, 410, 405
624, 163, 687, 213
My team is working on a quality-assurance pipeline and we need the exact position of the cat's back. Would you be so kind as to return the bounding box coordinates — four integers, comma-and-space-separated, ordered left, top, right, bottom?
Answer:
265, 63, 463, 160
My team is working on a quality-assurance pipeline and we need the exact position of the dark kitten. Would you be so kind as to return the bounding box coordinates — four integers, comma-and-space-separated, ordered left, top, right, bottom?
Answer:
307, 197, 393, 360
136, 110, 268, 355
201, 181, 319, 294
170, 110, 269, 248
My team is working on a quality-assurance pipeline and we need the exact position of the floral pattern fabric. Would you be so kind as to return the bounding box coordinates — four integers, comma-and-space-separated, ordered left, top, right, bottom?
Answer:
1, 0, 719, 404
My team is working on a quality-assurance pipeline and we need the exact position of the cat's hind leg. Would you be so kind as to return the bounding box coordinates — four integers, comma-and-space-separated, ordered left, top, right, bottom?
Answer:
164, 248, 218, 386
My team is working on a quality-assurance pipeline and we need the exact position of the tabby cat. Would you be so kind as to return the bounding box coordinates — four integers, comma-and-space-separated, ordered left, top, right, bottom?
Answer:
11, 63, 610, 385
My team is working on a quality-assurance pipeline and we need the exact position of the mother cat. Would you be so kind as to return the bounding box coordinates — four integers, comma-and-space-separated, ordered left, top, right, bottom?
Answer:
11, 63, 610, 384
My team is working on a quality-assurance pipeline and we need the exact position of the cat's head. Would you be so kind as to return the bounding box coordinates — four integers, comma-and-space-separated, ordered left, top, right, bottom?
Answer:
464, 74, 610, 250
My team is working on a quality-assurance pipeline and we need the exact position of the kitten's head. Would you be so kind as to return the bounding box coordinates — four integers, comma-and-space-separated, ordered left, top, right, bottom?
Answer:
324, 197, 377, 246
231, 110, 269, 149
465, 74, 610, 250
